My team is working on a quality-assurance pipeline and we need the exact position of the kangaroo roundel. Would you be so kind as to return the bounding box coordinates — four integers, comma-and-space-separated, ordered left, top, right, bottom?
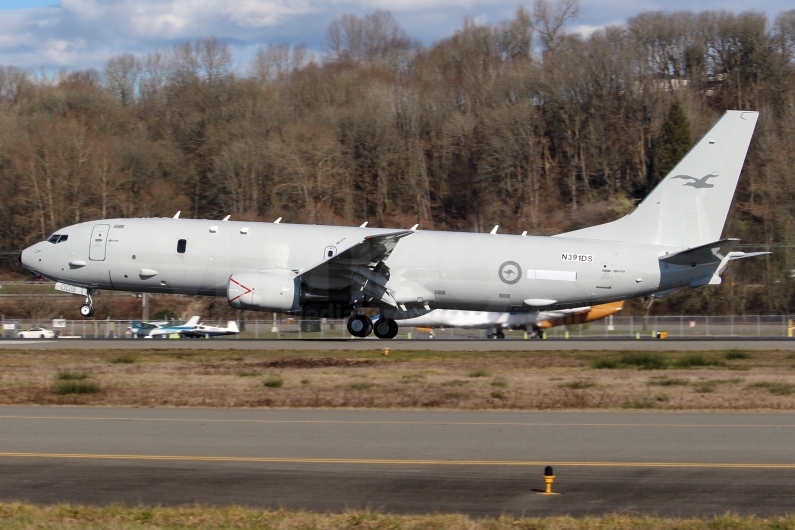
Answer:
498, 261, 522, 285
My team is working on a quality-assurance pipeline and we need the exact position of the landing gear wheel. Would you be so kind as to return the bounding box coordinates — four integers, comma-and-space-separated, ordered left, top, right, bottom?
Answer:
496, 331, 505, 339
347, 315, 373, 338
373, 318, 399, 339
79, 304, 95, 317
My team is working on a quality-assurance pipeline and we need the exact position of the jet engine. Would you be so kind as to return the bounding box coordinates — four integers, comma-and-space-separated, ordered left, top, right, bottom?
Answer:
227, 270, 300, 312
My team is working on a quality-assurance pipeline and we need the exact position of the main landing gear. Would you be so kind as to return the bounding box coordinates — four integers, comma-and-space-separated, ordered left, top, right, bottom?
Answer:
347, 314, 372, 337
347, 314, 399, 339
373, 317, 399, 339
79, 291, 95, 318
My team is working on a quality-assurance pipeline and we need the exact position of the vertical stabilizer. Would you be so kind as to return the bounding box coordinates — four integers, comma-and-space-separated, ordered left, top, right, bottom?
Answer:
183, 316, 200, 328
227, 321, 240, 333
556, 111, 758, 247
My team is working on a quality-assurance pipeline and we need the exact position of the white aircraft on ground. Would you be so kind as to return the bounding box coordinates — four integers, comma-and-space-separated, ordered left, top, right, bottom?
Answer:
394, 301, 624, 338
182, 320, 240, 338
128, 316, 200, 338
19, 111, 766, 339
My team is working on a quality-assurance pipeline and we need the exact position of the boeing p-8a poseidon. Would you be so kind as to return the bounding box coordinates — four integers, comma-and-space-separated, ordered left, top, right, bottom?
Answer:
18, 111, 765, 339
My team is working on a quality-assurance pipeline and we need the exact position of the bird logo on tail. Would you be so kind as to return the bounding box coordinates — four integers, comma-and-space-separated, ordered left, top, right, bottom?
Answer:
672, 173, 719, 189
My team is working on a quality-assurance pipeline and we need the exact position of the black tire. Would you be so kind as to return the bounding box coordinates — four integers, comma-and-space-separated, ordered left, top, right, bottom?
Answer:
347, 315, 373, 338
374, 318, 399, 339
496, 331, 505, 339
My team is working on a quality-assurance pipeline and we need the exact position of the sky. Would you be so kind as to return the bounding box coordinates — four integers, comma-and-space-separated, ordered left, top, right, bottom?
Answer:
0, 0, 791, 72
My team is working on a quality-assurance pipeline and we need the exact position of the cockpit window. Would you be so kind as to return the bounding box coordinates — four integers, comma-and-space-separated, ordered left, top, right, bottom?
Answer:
47, 234, 69, 244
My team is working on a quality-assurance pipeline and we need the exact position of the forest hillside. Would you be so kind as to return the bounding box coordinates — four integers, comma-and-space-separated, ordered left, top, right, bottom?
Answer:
1, 2, 794, 315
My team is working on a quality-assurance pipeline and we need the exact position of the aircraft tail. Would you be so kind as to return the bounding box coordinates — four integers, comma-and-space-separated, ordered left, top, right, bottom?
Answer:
227, 321, 239, 333
184, 316, 200, 328
556, 111, 759, 248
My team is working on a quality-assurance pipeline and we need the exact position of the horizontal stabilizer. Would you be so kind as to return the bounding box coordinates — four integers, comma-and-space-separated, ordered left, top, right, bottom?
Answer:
659, 239, 740, 266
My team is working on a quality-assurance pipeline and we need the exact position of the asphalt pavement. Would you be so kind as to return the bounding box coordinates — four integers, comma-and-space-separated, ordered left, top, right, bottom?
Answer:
1, 407, 794, 516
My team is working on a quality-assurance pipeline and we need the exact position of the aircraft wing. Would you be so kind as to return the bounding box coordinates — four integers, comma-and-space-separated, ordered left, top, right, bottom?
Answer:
298, 230, 413, 292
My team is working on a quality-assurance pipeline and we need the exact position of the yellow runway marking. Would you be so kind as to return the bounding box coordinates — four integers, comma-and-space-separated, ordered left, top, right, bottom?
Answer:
0, 415, 793, 428
0, 452, 793, 468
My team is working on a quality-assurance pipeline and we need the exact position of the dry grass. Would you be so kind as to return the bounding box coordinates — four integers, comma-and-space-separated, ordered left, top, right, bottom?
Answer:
0, 503, 792, 529
0, 348, 793, 409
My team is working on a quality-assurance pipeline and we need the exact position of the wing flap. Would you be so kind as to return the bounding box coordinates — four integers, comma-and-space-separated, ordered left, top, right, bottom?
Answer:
299, 230, 413, 291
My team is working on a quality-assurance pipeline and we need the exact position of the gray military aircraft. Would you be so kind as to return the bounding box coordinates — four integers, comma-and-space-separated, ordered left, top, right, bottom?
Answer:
18, 111, 765, 339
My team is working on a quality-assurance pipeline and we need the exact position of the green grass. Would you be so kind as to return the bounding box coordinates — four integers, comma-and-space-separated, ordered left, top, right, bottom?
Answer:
109, 354, 136, 364
236, 370, 260, 377
673, 354, 725, 369
591, 358, 619, 369
748, 381, 794, 396
263, 375, 284, 388
349, 382, 375, 391
55, 371, 88, 381
593, 352, 667, 370
490, 391, 506, 400
442, 391, 467, 399
54, 381, 100, 395
468, 369, 490, 377
558, 379, 597, 390
725, 350, 752, 360
622, 352, 667, 369
648, 377, 689, 386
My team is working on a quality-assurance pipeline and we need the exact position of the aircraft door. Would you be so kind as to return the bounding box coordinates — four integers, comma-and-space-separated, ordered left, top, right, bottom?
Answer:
323, 246, 337, 261
89, 224, 110, 261
596, 251, 612, 289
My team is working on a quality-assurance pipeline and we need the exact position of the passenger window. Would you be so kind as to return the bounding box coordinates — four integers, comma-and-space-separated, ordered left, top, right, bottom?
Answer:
177, 239, 187, 254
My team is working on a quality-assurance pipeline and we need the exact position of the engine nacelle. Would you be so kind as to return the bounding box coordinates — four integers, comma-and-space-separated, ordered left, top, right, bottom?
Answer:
227, 270, 300, 313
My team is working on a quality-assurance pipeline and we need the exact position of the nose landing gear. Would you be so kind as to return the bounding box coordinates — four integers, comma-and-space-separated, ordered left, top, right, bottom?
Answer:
79, 291, 95, 318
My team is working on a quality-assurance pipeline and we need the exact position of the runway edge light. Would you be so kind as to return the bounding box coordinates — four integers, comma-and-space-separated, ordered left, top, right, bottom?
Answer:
536, 465, 561, 495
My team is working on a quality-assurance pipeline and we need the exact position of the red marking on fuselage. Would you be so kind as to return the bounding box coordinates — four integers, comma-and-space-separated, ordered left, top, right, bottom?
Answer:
229, 278, 253, 303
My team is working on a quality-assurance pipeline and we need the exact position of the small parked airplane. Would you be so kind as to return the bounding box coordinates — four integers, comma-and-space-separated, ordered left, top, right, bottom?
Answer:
394, 301, 624, 338
19, 111, 766, 339
128, 316, 200, 338
182, 320, 240, 339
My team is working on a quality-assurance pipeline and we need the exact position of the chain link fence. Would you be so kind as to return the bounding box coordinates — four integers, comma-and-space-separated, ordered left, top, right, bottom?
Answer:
2, 315, 795, 339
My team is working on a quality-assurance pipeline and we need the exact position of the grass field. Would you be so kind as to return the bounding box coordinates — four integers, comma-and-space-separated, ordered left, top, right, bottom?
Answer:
0, 348, 794, 409
0, 503, 793, 530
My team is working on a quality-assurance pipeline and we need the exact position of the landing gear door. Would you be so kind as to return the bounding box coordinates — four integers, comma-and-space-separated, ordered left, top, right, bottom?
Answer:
89, 224, 110, 261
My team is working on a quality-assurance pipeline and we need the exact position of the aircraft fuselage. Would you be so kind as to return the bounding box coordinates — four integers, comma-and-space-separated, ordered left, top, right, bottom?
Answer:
19, 217, 712, 313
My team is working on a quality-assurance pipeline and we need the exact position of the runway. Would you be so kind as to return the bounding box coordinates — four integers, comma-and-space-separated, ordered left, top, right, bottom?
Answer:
2, 337, 795, 350
1, 407, 794, 515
